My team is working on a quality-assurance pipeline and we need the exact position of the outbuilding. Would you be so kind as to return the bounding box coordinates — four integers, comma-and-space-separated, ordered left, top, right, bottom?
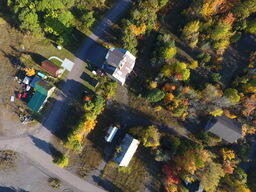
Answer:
41, 60, 64, 77
205, 116, 242, 143
114, 134, 140, 167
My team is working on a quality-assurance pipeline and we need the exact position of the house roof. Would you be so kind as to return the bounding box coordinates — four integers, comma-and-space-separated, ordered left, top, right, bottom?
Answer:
34, 80, 53, 95
114, 134, 140, 167
27, 91, 47, 112
30, 76, 41, 88
206, 116, 242, 143
41, 60, 61, 77
104, 48, 136, 85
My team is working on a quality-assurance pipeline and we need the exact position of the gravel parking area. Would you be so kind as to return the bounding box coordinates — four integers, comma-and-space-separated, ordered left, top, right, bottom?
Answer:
0, 152, 78, 192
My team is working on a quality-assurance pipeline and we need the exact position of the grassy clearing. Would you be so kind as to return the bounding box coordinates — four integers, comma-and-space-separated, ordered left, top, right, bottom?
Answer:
102, 156, 149, 192
77, 139, 103, 177
128, 92, 187, 136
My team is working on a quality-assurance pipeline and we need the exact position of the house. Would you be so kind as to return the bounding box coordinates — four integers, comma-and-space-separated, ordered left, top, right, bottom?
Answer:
102, 48, 136, 85
205, 116, 242, 143
27, 80, 55, 112
114, 134, 140, 167
41, 60, 64, 77
105, 126, 119, 142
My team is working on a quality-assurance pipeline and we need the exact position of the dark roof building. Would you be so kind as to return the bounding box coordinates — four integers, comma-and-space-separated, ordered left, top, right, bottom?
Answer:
205, 116, 242, 143
41, 60, 64, 77
102, 48, 136, 85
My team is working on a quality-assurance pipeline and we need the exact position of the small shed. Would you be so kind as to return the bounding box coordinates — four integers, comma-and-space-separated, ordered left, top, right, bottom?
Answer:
205, 116, 242, 143
105, 126, 119, 142
41, 60, 63, 77
114, 134, 140, 167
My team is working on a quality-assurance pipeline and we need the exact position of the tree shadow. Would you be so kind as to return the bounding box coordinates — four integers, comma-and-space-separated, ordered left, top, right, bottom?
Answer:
73, 35, 108, 70
24, 52, 46, 65
87, 101, 181, 163
92, 176, 122, 192
0, 186, 29, 192
0, 50, 25, 68
30, 135, 62, 157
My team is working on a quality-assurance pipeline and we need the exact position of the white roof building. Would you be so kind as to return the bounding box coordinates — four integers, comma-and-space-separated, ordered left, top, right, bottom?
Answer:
102, 48, 136, 85
105, 126, 119, 142
114, 134, 140, 167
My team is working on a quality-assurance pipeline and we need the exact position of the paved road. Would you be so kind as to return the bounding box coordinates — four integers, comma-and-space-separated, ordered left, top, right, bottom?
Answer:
0, 0, 133, 191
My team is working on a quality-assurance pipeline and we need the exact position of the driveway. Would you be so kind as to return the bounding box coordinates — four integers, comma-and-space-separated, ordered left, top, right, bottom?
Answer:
0, 0, 134, 191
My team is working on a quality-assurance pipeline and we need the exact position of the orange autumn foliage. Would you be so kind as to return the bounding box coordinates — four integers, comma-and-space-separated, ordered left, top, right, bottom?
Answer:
200, 0, 225, 17
164, 93, 174, 104
162, 84, 176, 92
77, 120, 97, 140
222, 12, 235, 25
223, 161, 235, 174
129, 23, 147, 36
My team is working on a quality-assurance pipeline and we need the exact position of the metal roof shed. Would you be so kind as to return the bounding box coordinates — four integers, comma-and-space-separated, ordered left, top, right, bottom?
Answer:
27, 92, 47, 112
41, 60, 63, 77
105, 126, 118, 142
114, 134, 140, 167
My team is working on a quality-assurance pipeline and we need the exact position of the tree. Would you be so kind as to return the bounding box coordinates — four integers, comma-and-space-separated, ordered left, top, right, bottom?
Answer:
197, 161, 225, 192
161, 62, 190, 81
210, 21, 232, 41
174, 148, 211, 175
243, 79, 256, 93
246, 20, 256, 34
164, 93, 175, 104
146, 88, 165, 102
18, 8, 41, 33
224, 88, 240, 104
129, 23, 147, 36
210, 109, 223, 117
82, 11, 96, 29
53, 154, 69, 168
130, 125, 161, 148
233, 0, 256, 19
182, 20, 200, 48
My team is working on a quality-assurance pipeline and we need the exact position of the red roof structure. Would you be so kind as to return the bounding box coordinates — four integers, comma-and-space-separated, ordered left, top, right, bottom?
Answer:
41, 60, 62, 77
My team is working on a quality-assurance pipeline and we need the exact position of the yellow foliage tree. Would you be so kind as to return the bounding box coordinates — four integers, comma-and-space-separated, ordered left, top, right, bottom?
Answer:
153, 105, 162, 112
149, 81, 158, 89
129, 23, 147, 36
223, 110, 237, 119
189, 60, 199, 69
25, 68, 36, 76
210, 109, 223, 116
164, 93, 174, 104
221, 148, 235, 161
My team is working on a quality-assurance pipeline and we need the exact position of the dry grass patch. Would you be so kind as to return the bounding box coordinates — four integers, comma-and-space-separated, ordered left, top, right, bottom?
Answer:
102, 156, 149, 192
0, 150, 17, 170
77, 139, 103, 178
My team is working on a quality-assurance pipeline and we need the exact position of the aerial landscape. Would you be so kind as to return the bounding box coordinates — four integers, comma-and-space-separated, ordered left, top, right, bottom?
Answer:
0, 0, 256, 191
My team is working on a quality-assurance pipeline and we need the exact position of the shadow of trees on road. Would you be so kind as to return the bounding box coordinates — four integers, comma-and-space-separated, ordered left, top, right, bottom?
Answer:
0, 186, 28, 192
30, 135, 62, 157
